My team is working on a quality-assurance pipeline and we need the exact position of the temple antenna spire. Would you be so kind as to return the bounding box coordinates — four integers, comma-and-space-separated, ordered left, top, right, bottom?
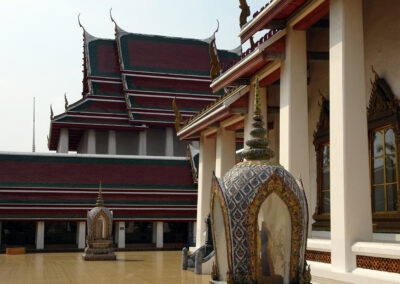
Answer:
241, 78, 274, 161
32, 97, 35, 153
96, 181, 104, 207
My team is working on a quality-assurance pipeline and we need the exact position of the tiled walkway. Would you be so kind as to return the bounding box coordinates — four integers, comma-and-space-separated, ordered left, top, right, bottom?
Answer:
0, 251, 211, 284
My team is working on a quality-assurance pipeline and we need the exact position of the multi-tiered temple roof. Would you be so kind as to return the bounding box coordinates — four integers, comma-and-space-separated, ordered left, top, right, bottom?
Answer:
48, 19, 239, 151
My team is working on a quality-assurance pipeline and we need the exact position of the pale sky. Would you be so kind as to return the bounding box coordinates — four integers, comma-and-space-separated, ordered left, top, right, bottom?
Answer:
0, 0, 266, 152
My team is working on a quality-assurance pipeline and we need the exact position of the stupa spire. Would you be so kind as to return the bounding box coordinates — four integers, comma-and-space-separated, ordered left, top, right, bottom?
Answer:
242, 78, 274, 161
96, 181, 104, 207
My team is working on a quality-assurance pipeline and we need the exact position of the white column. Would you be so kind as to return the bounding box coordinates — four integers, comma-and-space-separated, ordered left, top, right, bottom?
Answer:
36, 221, 44, 250
195, 134, 216, 248
215, 127, 236, 178
117, 221, 125, 249
77, 221, 86, 249
192, 221, 197, 245
87, 129, 96, 154
114, 222, 119, 245
279, 26, 311, 230
151, 222, 156, 243
268, 115, 279, 163
165, 127, 174, 156
329, 0, 372, 272
139, 130, 147, 155
57, 128, 69, 153
108, 130, 117, 155
156, 221, 163, 248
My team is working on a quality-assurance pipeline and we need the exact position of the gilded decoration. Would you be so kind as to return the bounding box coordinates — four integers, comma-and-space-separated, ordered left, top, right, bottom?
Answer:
209, 21, 221, 80
172, 97, 183, 132
247, 172, 306, 282
312, 95, 330, 231
92, 210, 110, 240
210, 175, 233, 279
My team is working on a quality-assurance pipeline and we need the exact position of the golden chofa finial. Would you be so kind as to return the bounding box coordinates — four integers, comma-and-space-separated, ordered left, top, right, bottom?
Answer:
50, 105, 54, 120
96, 181, 104, 207
64, 92, 69, 110
109, 8, 115, 24
78, 13, 83, 29
172, 97, 183, 132
239, 0, 250, 28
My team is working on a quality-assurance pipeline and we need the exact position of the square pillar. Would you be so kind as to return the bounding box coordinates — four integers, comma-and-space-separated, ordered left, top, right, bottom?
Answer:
77, 221, 86, 249
165, 127, 174, 156
36, 221, 44, 250
152, 222, 157, 243
114, 222, 119, 245
195, 133, 216, 248
192, 221, 197, 245
215, 127, 236, 178
108, 130, 117, 155
57, 128, 69, 153
279, 27, 311, 229
329, 0, 372, 272
87, 129, 96, 154
139, 130, 147, 155
156, 221, 163, 248
117, 221, 125, 249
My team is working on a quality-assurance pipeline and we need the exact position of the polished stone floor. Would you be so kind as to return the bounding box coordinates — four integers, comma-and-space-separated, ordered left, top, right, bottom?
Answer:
0, 251, 211, 284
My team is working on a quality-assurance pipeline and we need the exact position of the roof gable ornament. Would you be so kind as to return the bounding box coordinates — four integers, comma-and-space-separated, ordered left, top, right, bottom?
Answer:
209, 20, 221, 80
50, 105, 54, 120
239, 0, 251, 28
110, 8, 128, 37
367, 66, 399, 118
239, 0, 254, 47
77, 13, 97, 45
64, 92, 69, 110
241, 78, 274, 161
172, 97, 183, 132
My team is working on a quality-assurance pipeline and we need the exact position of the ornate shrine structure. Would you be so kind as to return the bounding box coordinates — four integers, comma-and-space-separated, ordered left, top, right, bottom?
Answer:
83, 183, 116, 261
176, 0, 400, 283
210, 80, 311, 283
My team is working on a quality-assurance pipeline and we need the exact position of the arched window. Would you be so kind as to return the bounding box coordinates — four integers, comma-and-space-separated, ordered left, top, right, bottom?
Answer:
312, 96, 330, 231
367, 70, 400, 232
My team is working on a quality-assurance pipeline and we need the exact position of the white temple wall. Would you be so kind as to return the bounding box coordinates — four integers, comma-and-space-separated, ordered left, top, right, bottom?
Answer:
95, 130, 108, 154
116, 131, 139, 155
266, 84, 280, 164
77, 130, 88, 154
173, 132, 187, 157
147, 128, 166, 156
363, 0, 400, 100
